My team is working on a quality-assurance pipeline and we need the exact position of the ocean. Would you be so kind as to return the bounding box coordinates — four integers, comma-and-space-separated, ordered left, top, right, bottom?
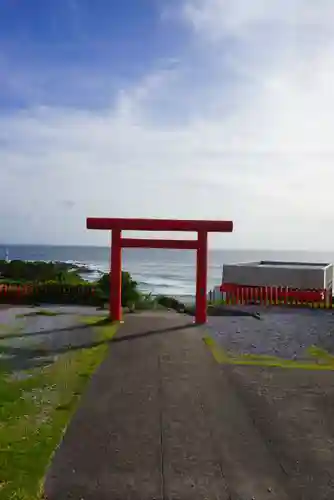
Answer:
1, 245, 334, 300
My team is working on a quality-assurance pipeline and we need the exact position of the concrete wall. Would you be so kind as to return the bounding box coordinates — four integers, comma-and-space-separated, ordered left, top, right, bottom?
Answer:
223, 263, 333, 290
325, 265, 333, 288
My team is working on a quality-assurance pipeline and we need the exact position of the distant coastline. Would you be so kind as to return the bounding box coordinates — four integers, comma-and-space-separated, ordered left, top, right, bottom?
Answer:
1, 245, 334, 299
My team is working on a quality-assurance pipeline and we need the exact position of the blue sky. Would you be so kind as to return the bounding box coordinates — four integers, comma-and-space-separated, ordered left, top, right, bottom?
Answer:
1, 0, 334, 249
0, 0, 188, 109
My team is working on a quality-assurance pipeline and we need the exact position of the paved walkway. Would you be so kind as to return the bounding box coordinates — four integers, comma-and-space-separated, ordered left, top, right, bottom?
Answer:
44, 311, 334, 500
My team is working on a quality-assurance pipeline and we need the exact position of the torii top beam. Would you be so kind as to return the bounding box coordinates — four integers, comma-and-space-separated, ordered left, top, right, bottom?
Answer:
86, 217, 233, 233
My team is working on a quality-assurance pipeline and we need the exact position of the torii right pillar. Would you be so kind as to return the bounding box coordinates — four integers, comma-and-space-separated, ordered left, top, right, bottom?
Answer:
196, 230, 208, 324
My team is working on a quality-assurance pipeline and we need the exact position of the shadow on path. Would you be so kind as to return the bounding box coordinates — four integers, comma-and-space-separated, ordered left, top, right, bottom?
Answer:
113, 321, 197, 343
0, 321, 196, 373
0, 355, 54, 373
0, 323, 90, 341
0, 322, 196, 356
206, 306, 262, 319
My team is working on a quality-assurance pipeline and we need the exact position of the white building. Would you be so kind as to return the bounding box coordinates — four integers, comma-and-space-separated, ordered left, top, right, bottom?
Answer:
222, 260, 333, 291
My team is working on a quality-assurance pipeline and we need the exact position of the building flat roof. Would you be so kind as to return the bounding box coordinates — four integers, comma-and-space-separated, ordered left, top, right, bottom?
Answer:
232, 260, 331, 270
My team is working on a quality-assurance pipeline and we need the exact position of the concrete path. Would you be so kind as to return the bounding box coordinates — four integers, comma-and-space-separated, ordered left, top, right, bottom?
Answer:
44, 311, 334, 500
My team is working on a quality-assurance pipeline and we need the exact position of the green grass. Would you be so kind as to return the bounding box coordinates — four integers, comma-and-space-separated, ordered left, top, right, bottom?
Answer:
0, 279, 27, 285
0, 315, 117, 500
0, 322, 25, 337
15, 309, 65, 318
203, 336, 334, 370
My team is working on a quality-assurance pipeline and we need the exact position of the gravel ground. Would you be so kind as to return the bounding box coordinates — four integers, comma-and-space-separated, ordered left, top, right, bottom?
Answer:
0, 305, 107, 372
207, 305, 334, 360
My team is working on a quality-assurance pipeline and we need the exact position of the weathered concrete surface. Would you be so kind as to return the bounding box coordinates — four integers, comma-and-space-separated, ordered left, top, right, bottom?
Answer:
222, 365, 334, 500
44, 311, 334, 500
0, 305, 106, 372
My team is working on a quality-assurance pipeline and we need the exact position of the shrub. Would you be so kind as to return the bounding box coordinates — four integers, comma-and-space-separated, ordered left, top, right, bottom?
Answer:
156, 295, 186, 312
0, 260, 79, 283
134, 293, 158, 310
96, 272, 141, 306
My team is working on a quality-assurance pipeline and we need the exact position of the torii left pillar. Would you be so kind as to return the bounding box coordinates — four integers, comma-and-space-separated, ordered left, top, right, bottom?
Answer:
86, 217, 233, 324
110, 228, 122, 322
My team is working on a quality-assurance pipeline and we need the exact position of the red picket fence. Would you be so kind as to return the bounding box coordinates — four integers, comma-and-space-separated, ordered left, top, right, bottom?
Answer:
219, 283, 333, 308
0, 283, 98, 305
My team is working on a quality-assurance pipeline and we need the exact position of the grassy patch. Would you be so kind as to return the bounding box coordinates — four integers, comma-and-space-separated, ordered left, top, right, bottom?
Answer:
15, 310, 65, 319
0, 315, 117, 500
0, 322, 25, 338
203, 336, 334, 371
78, 315, 118, 342
306, 345, 334, 365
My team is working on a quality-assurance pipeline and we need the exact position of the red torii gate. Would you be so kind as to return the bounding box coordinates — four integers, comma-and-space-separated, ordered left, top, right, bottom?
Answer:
86, 218, 233, 324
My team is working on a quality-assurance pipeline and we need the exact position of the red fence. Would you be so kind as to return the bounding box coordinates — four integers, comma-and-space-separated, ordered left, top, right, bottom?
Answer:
219, 283, 333, 308
0, 283, 98, 305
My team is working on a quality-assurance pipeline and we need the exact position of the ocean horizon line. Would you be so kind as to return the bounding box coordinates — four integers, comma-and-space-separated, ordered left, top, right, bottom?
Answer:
1, 243, 333, 254
1, 245, 334, 298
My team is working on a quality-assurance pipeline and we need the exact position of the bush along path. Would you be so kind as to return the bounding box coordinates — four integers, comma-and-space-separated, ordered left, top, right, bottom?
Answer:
0, 260, 191, 318
0, 309, 117, 500
0, 260, 139, 307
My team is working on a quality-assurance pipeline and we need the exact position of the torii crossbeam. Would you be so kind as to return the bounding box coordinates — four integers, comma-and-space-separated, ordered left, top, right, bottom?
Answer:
86, 217, 233, 324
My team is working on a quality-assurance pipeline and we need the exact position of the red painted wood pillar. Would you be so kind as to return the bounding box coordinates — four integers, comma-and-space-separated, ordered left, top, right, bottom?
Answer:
195, 230, 208, 324
110, 228, 122, 321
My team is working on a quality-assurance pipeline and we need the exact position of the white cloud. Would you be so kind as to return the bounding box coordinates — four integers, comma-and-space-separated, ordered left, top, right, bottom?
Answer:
180, 0, 334, 41
1, 0, 334, 249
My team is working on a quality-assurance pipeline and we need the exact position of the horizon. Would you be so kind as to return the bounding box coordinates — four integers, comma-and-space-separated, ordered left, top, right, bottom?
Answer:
1, 2, 334, 249
1, 242, 334, 254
